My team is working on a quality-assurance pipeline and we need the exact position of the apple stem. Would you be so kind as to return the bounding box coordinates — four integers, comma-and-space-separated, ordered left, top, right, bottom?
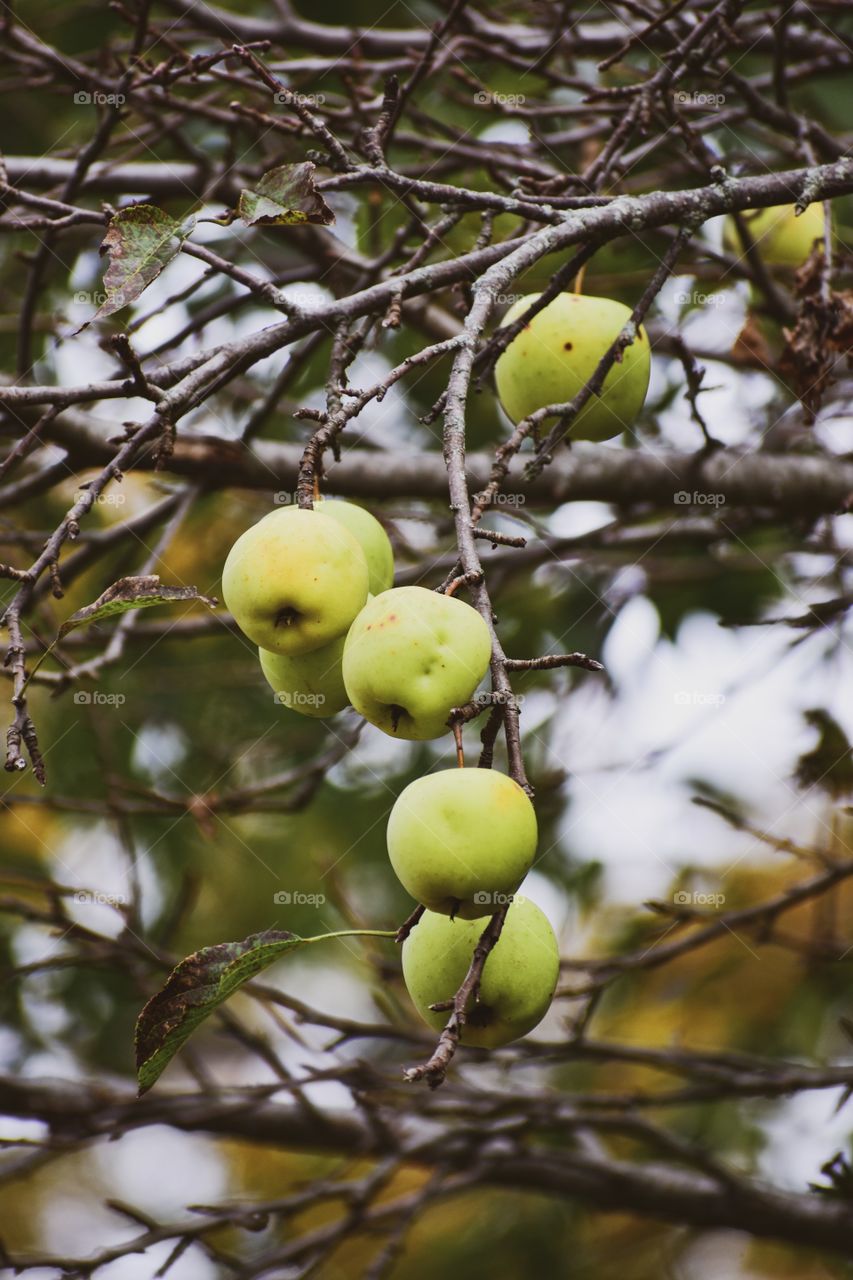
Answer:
452, 720, 465, 768
395, 903, 425, 944
389, 704, 405, 733
573, 263, 587, 294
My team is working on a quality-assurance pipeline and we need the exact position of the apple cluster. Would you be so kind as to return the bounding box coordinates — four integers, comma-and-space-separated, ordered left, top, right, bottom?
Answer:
221, 497, 560, 1051
225, 242, 825, 1052
222, 499, 492, 731
391, 769, 560, 1047
220, 242, 819, 1056
226, 231, 836, 1051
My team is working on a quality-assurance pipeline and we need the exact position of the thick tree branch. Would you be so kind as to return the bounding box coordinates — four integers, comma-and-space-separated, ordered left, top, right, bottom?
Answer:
4, 1075, 853, 1254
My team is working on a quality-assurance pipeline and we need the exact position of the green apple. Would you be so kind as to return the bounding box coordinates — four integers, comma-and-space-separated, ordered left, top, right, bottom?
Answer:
723, 202, 825, 268
259, 637, 349, 718
494, 292, 651, 442
387, 768, 537, 918
342, 586, 491, 740
401, 897, 560, 1047
222, 507, 369, 656
313, 499, 394, 596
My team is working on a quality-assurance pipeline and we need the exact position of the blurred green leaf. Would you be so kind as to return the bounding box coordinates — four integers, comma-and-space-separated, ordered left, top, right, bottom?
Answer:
135, 926, 394, 1094
58, 574, 217, 641
26, 575, 217, 686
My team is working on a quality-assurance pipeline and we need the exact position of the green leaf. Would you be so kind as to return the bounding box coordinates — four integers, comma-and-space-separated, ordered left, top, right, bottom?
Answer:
237, 162, 335, 227
135, 928, 394, 1094
57, 574, 217, 641
25, 575, 217, 687
87, 204, 196, 324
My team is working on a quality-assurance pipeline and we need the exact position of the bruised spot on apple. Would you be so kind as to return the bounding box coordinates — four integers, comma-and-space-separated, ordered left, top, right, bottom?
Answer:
494, 292, 650, 442
222, 507, 369, 656
342, 586, 491, 740
723, 202, 825, 269
387, 768, 537, 918
401, 897, 560, 1047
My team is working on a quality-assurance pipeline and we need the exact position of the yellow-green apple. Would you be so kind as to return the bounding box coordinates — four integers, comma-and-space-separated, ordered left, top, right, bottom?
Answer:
387, 767, 537, 918
222, 507, 368, 655
723, 203, 825, 267
342, 586, 491, 740
314, 498, 394, 595
401, 897, 560, 1047
494, 292, 650, 441
259, 637, 349, 718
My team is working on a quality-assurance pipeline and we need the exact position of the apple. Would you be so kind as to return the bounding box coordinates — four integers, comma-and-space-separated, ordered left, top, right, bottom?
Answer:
387, 768, 537, 918
342, 586, 491, 740
401, 896, 560, 1047
222, 507, 369, 656
494, 292, 651, 442
259, 637, 349, 718
723, 202, 825, 268
313, 499, 394, 596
